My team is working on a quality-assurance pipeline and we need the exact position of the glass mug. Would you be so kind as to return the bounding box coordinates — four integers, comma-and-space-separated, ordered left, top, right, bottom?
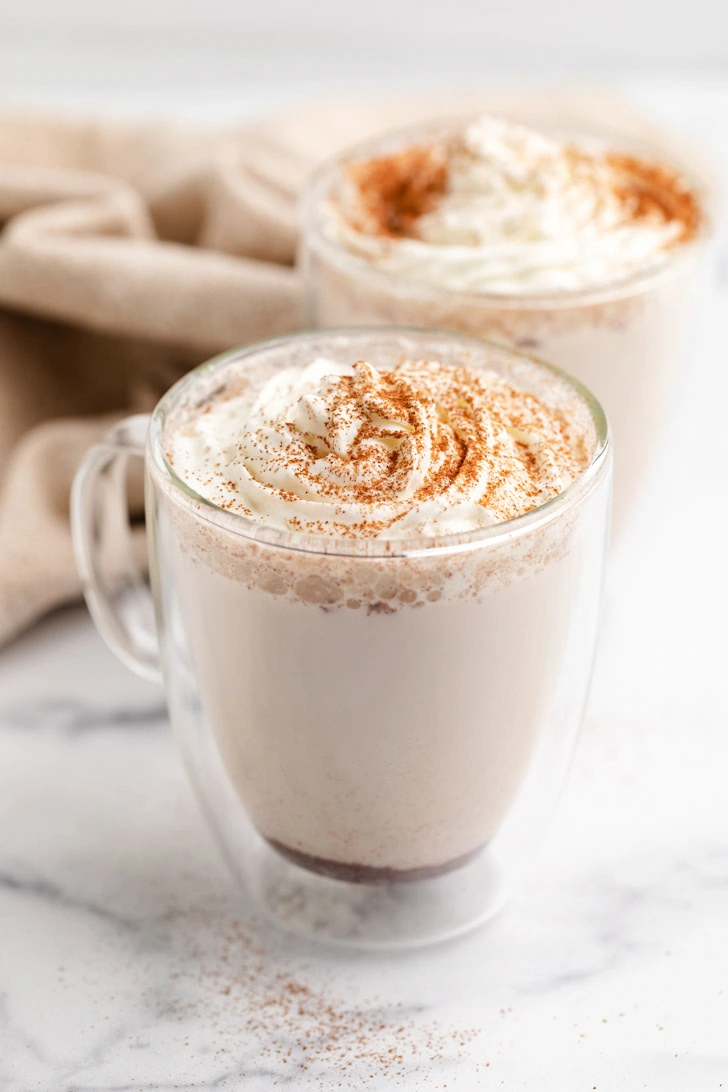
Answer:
72, 328, 611, 947
300, 117, 711, 536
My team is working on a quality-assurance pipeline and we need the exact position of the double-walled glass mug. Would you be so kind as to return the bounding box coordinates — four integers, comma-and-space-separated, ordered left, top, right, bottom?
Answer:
72, 328, 612, 948
300, 117, 712, 535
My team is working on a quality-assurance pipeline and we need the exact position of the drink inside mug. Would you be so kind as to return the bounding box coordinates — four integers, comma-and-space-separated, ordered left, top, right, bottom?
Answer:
73, 328, 612, 946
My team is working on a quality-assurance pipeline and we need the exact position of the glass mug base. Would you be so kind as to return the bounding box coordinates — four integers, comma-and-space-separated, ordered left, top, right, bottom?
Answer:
253, 839, 506, 949
71, 328, 611, 949
172, 683, 508, 949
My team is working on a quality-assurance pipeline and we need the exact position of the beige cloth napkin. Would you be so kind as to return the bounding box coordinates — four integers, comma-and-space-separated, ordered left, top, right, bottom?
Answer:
0, 92, 685, 646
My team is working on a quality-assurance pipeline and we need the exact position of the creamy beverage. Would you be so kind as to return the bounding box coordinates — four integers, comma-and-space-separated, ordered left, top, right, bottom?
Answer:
156, 330, 608, 881
301, 116, 708, 531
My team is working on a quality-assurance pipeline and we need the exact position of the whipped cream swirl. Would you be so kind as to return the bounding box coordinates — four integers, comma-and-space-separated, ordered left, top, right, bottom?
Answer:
330, 115, 699, 294
168, 356, 591, 539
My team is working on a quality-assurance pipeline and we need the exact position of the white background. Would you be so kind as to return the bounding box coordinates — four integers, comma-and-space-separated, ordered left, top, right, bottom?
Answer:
0, 0, 726, 114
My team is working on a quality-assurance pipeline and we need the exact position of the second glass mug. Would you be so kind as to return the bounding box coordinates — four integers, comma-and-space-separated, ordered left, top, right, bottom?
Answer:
300, 116, 712, 536
71, 328, 612, 947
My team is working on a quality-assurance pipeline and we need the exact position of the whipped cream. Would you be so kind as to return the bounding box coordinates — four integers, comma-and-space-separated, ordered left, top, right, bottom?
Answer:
167, 356, 591, 539
329, 116, 699, 294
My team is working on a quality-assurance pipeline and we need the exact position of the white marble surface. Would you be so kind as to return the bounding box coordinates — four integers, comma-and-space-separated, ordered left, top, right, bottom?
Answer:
2, 86, 728, 1091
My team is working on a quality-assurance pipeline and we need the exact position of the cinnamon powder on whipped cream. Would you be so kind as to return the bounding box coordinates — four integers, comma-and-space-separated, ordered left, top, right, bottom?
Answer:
167, 355, 593, 540
348, 144, 700, 245
605, 152, 701, 242
329, 116, 703, 295
346, 144, 449, 237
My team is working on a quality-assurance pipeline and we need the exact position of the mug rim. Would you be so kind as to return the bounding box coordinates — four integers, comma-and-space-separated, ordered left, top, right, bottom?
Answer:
147, 326, 611, 560
300, 113, 712, 311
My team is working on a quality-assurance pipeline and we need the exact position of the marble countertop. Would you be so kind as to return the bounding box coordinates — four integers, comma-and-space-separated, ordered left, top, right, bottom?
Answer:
2, 85, 728, 1092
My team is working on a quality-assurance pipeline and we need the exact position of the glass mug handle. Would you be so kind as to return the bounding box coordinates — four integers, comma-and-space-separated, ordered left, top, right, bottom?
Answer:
71, 414, 162, 684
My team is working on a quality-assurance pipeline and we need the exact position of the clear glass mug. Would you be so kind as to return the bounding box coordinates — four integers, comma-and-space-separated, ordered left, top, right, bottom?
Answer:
300, 117, 712, 536
72, 328, 611, 948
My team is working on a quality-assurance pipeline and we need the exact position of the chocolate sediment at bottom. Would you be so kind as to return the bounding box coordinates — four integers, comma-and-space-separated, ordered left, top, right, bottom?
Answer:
267, 838, 485, 884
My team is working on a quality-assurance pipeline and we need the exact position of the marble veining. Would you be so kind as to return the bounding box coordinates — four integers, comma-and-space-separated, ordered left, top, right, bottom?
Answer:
1, 83, 728, 1092
2, 699, 168, 735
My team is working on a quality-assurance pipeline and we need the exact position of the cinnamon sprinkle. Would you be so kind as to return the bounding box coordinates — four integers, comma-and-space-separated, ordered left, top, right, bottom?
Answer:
253, 358, 584, 536
343, 131, 702, 244
346, 144, 449, 237
161, 917, 482, 1085
169, 355, 591, 540
606, 151, 701, 242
